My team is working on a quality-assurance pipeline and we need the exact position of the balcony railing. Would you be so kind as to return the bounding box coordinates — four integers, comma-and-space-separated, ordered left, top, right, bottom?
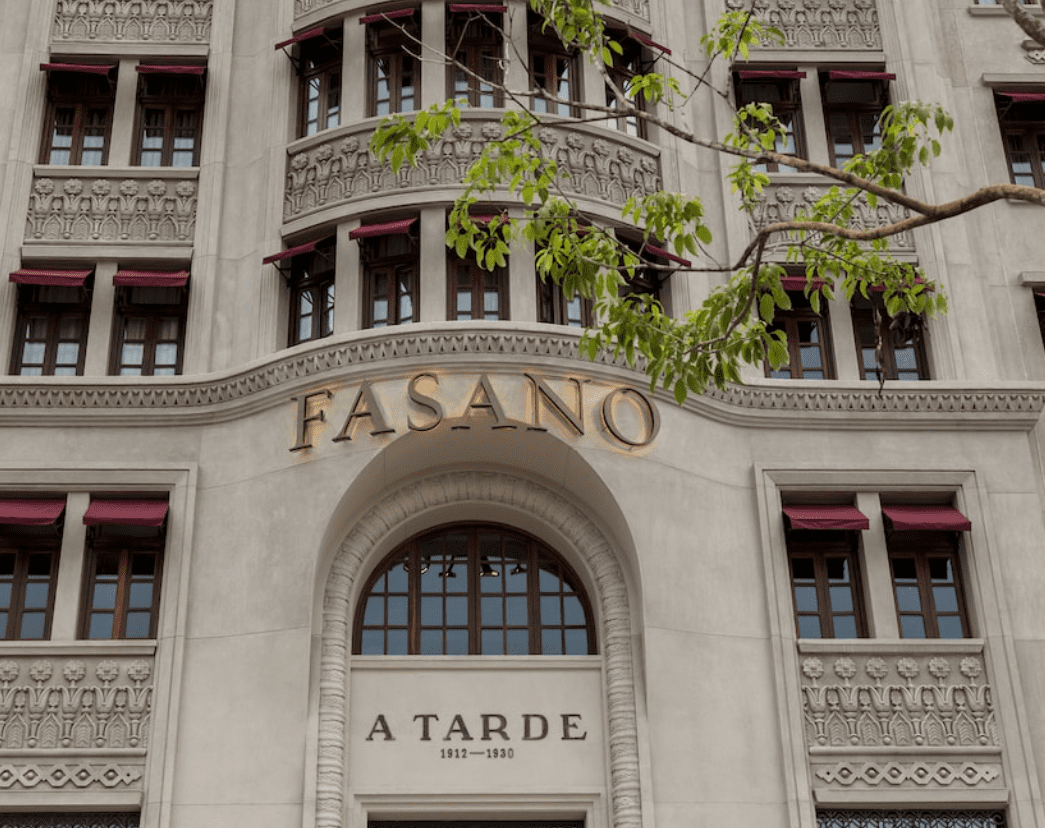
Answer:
284, 115, 662, 224
26, 169, 198, 246
726, 0, 881, 50
52, 0, 213, 45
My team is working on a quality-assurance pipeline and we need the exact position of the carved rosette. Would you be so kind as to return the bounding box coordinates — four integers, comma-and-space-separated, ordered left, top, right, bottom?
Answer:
52, 0, 213, 44
283, 120, 661, 221
749, 183, 914, 254
26, 174, 197, 245
726, 0, 881, 50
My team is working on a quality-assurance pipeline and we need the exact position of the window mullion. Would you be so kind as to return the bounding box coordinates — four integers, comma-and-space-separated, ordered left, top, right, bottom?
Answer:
528, 542, 539, 655
408, 543, 420, 655
467, 529, 479, 654
919, 552, 940, 638
112, 548, 131, 639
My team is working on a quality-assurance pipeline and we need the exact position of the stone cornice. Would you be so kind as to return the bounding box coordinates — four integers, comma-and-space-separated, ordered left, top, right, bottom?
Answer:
0, 325, 1042, 430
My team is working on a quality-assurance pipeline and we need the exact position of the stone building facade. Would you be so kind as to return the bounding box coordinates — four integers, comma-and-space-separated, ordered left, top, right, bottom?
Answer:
0, 2, 1044, 828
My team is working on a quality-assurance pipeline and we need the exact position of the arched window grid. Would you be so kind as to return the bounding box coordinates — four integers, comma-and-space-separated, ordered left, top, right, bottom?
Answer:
354, 523, 598, 656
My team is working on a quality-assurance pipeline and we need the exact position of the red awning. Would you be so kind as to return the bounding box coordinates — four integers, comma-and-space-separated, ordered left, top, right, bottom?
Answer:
829, 70, 895, 81
10, 268, 91, 287
263, 237, 330, 264
0, 499, 66, 526
113, 269, 190, 287
40, 63, 114, 75
738, 70, 806, 80
629, 31, 671, 55
84, 500, 169, 527
998, 90, 1045, 103
865, 277, 927, 292
1034, 288, 1045, 299
349, 218, 417, 239
449, 4, 507, 11
645, 244, 691, 267
136, 64, 206, 75
275, 26, 326, 50
780, 275, 826, 291
783, 505, 869, 531
360, 8, 415, 23
882, 505, 971, 532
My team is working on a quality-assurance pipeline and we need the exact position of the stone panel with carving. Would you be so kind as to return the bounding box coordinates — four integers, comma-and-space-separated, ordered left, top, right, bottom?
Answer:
283, 120, 661, 221
52, 0, 212, 44
26, 173, 197, 244
726, 0, 880, 50
811, 759, 1002, 789
750, 183, 914, 254
0, 656, 153, 750
0, 761, 144, 790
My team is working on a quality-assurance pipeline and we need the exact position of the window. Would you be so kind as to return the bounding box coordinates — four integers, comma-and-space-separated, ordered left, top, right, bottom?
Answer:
354, 525, 596, 655
736, 72, 805, 172
299, 28, 343, 136
82, 500, 167, 640
618, 237, 669, 308
367, 15, 419, 117
765, 289, 834, 379
787, 529, 866, 638
996, 92, 1045, 188
447, 11, 503, 107
289, 238, 336, 344
889, 531, 969, 638
135, 69, 204, 167
821, 71, 889, 167
529, 11, 578, 117
605, 33, 648, 137
0, 521, 61, 640
363, 231, 418, 328
448, 251, 508, 320
111, 284, 187, 375
851, 294, 928, 381
538, 278, 590, 327
10, 282, 91, 376
819, 811, 1006, 828
42, 68, 114, 165
1035, 290, 1045, 349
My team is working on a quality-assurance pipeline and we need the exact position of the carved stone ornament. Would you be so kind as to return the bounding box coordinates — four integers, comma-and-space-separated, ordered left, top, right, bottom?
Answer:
801, 654, 998, 748
0, 762, 144, 790
26, 174, 197, 245
52, 0, 213, 44
813, 760, 1002, 788
283, 120, 661, 221
0, 656, 153, 750
749, 183, 914, 254
317, 471, 640, 828
0, 815, 138, 828
293, 0, 648, 22
726, 0, 881, 50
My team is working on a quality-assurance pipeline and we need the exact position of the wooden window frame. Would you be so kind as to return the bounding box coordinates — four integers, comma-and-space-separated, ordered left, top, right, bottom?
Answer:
289, 240, 336, 345
996, 95, 1045, 188
529, 11, 579, 117
41, 72, 115, 166
786, 529, 867, 639
888, 530, 971, 639
10, 284, 91, 377
362, 233, 419, 328
109, 285, 188, 376
353, 523, 597, 655
298, 30, 343, 137
736, 75, 806, 172
446, 12, 504, 108
80, 528, 165, 641
617, 236, 667, 307
447, 252, 509, 320
851, 297, 929, 381
604, 33, 649, 139
537, 277, 591, 327
821, 74, 888, 167
0, 525, 61, 641
367, 18, 420, 117
134, 72, 205, 167
765, 291, 835, 379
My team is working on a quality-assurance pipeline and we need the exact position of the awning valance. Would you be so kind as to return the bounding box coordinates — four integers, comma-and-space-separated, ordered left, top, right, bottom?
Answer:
10, 268, 91, 287
360, 8, 415, 23
40, 63, 114, 75
882, 505, 971, 532
114, 270, 190, 287
449, 4, 507, 11
738, 70, 806, 80
629, 30, 671, 55
136, 64, 206, 75
780, 275, 826, 291
783, 505, 869, 531
645, 243, 691, 267
0, 499, 66, 526
998, 90, 1045, 103
349, 218, 417, 239
829, 70, 895, 81
263, 237, 331, 264
84, 500, 169, 527
275, 27, 326, 51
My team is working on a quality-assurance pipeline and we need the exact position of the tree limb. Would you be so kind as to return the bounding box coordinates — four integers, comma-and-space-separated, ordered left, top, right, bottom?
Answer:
999, 0, 1045, 47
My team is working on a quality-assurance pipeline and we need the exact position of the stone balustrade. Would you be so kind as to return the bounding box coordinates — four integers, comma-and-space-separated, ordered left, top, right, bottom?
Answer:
26, 169, 198, 246
52, 0, 213, 45
284, 116, 662, 223
726, 0, 881, 50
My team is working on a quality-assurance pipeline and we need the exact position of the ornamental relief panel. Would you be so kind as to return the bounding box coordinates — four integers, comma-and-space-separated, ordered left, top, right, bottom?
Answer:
52, 0, 213, 44
811, 759, 1003, 789
726, 0, 881, 50
26, 174, 197, 245
0, 656, 153, 751
0, 761, 144, 791
283, 120, 662, 222
750, 183, 914, 254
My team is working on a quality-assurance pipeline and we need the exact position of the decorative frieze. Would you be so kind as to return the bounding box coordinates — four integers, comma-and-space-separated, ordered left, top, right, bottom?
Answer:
726, 0, 881, 50
749, 183, 914, 254
26, 172, 197, 245
0, 656, 153, 751
283, 119, 661, 221
0, 761, 143, 790
0, 815, 138, 828
52, 0, 213, 44
812, 760, 1002, 788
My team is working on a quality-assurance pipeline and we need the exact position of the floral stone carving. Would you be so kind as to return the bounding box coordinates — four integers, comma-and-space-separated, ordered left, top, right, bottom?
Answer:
52, 0, 213, 44
26, 175, 197, 244
0, 656, 153, 750
726, 0, 880, 50
283, 121, 661, 221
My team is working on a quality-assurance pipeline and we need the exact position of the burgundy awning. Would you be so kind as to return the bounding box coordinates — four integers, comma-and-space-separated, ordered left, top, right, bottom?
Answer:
829, 70, 895, 81
1035, 288, 1045, 299
882, 505, 971, 532
136, 65, 206, 75
738, 70, 806, 80
275, 27, 326, 50
349, 218, 417, 239
40, 63, 114, 75
783, 505, 869, 531
998, 90, 1045, 103
0, 499, 66, 526
10, 268, 91, 287
629, 31, 671, 55
114, 269, 190, 287
645, 244, 691, 267
360, 8, 415, 23
263, 237, 330, 264
449, 3, 507, 11
865, 277, 927, 292
84, 500, 169, 527
780, 275, 826, 291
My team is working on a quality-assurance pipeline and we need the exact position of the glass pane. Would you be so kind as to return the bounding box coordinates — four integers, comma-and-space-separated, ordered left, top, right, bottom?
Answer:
891, 557, 917, 580
794, 585, 818, 612
928, 557, 954, 582
0, 582, 10, 609
420, 595, 442, 625
900, 615, 927, 638
825, 557, 849, 581
23, 582, 49, 609
541, 628, 562, 654
482, 595, 502, 625
92, 582, 118, 610
363, 596, 383, 625
563, 595, 584, 625
386, 562, 407, 592
446, 629, 468, 655
564, 628, 588, 654
938, 615, 964, 639
361, 629, 384, 654
125, 611, 152, 638
895, 585, 921, 612
88, 612, 114, 639
506, 628, 529, 655
541, 594, 561, 625
387, 595, 407, 623
829, 586, 854, 612
420, 629, 443, 654
798, 615, 821, 638
833, 616, 858, 639
506, 595, 527, 625
121, 343, 145, 367
27, 554, 51, 576
791, 557, 815, 580
0, 611, 7, 637
933, 585, 959, 613
131, 554, 155, 576
129, 582, 153, 608
481, 629, 503, 654
446, 596, 467, 625
19, 612, 45, 640
386, 629, 407, 655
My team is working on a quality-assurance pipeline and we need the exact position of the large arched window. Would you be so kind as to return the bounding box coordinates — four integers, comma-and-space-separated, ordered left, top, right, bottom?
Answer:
354, 525, 596, 655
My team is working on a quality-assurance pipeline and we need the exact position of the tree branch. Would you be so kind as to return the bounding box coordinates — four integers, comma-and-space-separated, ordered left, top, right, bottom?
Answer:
1000, 0, 1045, 48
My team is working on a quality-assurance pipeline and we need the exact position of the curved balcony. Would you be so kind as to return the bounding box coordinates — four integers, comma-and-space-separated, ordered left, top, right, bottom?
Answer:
52, 0, 213, 46
283, 113, 662, 230
726, 0, 881, 51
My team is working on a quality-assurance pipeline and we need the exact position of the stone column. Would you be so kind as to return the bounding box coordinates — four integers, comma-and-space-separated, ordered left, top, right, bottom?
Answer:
856, 491, 900, 638
508, 207, 535, 321
828, 294, 861, 380
84, 261, 118, 375
109, 59, 140, 167
336, 220, 361, 333
798, 67, 829, 166
419, 205, 447, 321
50, 493, 90, 641
421, 0, 446, 108
342, 13, 367, 122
